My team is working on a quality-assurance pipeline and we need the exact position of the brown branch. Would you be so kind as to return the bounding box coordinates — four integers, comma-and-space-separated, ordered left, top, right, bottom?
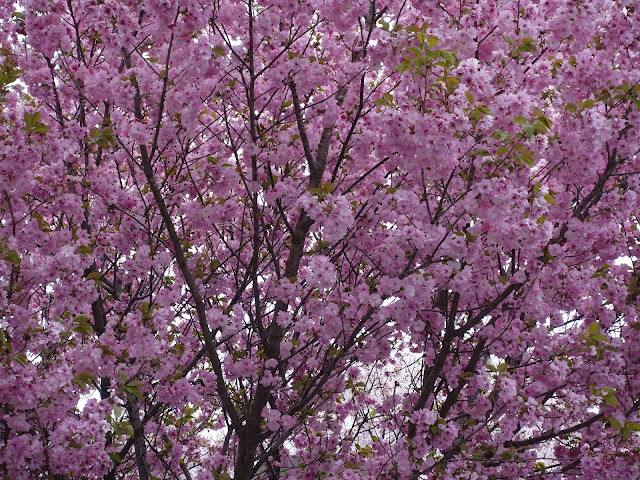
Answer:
120, 17, 242, 436
288, 81, 316, 171
126, 396, 151, 480
408, 292, 460, 439
438, 337, 488, 418
504, 412, 604, 448
455, 283, 523, 337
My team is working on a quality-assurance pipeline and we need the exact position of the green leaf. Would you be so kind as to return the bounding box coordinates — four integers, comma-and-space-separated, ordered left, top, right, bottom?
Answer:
491, 130, 511, 141
73, 325, 92, 337
72, 371, 97, 389
372, 97, 390, 106
118, 370, 128, 384
395, 60, 413, 72
497, 363, 508, 373
590, 265, 610, 279
520, 149, 535, 167
582, 98, 596, 108
125, 386, 144, 398
591, 333, 608, 342
114, 405, 123, 419
2, 249, 20, 265
587, 321, 601, 335
96, 344, 116, 356
22, 111, 48, 134
628, 422, 640, 432
120, 421, 134, 437
86, 271, 103, 281
471, 105, 491, 118
71, 314, 94, 335
533, 462, 546, 473
212, 46, 226, 56
502, 34, 514, 47
126, 380, 146, 388
543, 193, 556, 204
603, 393, 620, 407
32, 124, 49, 134
471, 149, 490, 157
322, 182, 335, 193
24, 111, 41, 127
609, 417, 622, 431
76, 245, 93, 255
465, 92, 474, 105
427, 36, 440, 48
536, 115, 553, 129
13, 353, 30, 366
73, 314, 92, 323
512, 115, 528, 124
501, 450, 514, 460
517, 38, 537, 53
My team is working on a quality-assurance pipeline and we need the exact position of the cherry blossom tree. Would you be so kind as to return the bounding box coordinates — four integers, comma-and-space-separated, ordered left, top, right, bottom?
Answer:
1, 0, 640, 479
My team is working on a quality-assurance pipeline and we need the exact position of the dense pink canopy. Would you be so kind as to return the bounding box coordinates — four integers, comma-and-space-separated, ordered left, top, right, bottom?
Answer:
0, 0, 639, 479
